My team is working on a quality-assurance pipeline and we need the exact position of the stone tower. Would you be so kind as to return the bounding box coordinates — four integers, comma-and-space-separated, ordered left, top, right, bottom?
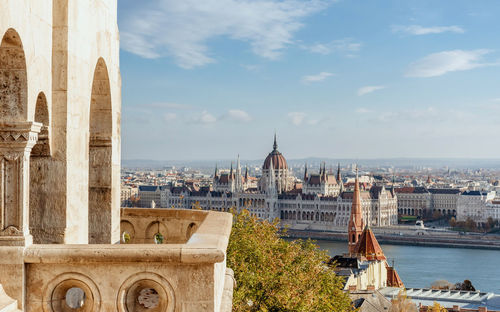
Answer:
348, 167, 364, 255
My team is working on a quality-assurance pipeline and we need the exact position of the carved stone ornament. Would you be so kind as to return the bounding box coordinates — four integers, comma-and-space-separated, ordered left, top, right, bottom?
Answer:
0, 132, 29, 142
3, 152, 22, 161
0, 225, 22, 236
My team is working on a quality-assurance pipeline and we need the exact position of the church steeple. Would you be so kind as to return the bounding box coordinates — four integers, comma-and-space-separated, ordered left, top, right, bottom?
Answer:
337, 163, 342, 182
273, 132, 278, 151
348, 166, 364, 256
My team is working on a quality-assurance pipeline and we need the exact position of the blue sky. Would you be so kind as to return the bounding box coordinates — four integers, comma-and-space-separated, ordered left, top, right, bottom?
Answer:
118, 0, 500, 161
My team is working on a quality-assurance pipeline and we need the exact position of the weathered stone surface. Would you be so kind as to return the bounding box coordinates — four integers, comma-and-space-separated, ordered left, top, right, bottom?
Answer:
0, 2, 234, 311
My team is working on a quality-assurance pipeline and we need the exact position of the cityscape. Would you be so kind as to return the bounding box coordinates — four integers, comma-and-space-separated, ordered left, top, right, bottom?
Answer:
1, 0, 500, 312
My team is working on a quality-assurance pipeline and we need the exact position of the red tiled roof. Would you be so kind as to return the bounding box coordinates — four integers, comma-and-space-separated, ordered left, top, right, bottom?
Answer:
386, 263, 404, 288
353, 227, 386, 261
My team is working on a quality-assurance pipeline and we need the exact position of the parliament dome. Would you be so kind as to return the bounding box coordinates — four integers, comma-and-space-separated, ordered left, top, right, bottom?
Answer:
263, 134, 288, 170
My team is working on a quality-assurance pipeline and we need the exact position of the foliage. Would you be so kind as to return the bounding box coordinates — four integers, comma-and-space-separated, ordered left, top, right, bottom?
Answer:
388, 290, 417, 312
227, 209, 352, 312
430, 302, 447, 312
129, 195, 141, 207
455, 280, 475, 291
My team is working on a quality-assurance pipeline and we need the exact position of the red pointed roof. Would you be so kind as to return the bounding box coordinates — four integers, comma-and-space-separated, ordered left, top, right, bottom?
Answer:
353, 226, 386, 261
386, 264, 405, 288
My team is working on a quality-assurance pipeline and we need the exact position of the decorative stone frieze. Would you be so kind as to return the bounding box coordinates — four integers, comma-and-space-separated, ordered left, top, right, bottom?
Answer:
0, 121, 41, 246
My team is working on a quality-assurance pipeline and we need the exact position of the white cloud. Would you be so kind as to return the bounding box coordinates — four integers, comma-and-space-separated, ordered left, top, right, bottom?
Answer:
164, 112, 177, 121
304, 38, 362, 56
357, 85, 386, 96
120, 0, 329, 68
227, 109, 253, 122
406, 49, 497, 78
241, 64, 261, 72
288, 112, 307, 126
150, 102, 192, 109
355, 108, 372, 114
195, 110, 217, 124
376, 107, 438, 122
392, 25, 464, 35
301, 72, 334, 83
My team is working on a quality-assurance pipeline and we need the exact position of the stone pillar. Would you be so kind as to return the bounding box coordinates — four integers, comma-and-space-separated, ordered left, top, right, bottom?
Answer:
0, 121, 41, 246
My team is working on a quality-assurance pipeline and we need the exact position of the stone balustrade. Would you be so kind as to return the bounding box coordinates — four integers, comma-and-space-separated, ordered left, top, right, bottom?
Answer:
1, 209, 234, 311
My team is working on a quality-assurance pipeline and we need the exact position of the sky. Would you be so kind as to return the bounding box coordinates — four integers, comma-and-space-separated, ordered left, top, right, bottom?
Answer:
118, 0, 500, 161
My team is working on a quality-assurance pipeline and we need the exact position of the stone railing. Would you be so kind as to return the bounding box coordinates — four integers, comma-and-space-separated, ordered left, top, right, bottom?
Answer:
17, 209, 233, 311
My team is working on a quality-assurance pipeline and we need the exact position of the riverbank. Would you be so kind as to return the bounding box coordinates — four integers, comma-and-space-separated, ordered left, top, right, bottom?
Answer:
285, 229, 500, 250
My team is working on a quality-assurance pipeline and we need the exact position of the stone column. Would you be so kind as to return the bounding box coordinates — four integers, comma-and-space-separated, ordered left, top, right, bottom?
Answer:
0, 121, 41, 246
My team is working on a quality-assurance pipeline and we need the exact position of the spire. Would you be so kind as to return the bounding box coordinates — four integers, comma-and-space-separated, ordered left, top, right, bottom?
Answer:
304, 163, 308, 181
214, 163, 218, 178
337, 163, 342, 182
273, 132, 278, 151
236, 155, 242, 191
245, 165, 249, 181
268, 158, 276, 194
348, 165, 364, 256
230, 162, 233, 179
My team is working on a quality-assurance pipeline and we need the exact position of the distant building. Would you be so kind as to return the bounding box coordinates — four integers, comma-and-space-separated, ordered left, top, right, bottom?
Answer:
395, 187, 462, 219
457, 190, 497, 224
138, 134, 399, 228
395, 187, 431, 218
428, 188, 462, 217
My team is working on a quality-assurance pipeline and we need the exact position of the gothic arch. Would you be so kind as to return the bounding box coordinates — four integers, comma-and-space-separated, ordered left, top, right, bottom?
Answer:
31, 92, 50, 156
0, 28, 28, 122
29, 92, 51, 242
88, 58, 113, 243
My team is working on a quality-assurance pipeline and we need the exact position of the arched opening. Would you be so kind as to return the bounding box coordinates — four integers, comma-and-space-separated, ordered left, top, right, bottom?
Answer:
0, 29, 27, 122
88, 58, 112, 244
30, 92, 52, 243
0, 28, 32, 242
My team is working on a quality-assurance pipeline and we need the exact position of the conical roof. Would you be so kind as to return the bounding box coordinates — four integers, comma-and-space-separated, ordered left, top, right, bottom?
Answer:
353, 226, 386, 261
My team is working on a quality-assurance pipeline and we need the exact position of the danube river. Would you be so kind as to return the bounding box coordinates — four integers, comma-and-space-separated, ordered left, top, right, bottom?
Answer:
316, 240, 500, 293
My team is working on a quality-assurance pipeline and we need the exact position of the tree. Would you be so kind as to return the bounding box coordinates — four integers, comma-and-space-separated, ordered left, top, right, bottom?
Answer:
487, 217, 496, 230
449, 217, 457, 228
227, 209, 352, 312
389, 290, 417, 312
130, 195, 141, 207
465, 217, 477, 231
430, 302, 447, 312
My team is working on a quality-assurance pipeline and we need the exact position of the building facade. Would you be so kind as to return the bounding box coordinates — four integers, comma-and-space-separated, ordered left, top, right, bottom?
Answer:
457, 190, 497, 224
139, 137, 399, 229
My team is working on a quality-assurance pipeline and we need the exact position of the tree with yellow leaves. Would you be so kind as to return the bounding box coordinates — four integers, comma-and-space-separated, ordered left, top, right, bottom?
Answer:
227, 209, 352, 312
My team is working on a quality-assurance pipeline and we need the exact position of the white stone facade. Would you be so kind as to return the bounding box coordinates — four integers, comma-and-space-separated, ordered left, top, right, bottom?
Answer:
456, 190, 497, 224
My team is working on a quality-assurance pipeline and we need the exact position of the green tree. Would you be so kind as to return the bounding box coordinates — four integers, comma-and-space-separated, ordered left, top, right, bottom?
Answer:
227, 210, 352, 312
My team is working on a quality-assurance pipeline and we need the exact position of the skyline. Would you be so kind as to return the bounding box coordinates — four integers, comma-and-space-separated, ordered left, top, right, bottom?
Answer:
118, 0, 500, 161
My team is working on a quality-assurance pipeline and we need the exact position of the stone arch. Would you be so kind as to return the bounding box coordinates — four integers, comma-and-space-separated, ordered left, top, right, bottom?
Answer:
0, 28, 28, 122
186, 222, 197, 241
29, 92, 52, 243
88, 58, 112, 244
31, 92, 50, 156
145, 221, 167, 244
0, 28, 42, 245
120, 220, 135, 243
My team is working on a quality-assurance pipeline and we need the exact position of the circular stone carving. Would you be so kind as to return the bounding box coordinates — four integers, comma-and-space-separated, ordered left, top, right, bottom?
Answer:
117, 272, 175, 312
43, 273, 101, 312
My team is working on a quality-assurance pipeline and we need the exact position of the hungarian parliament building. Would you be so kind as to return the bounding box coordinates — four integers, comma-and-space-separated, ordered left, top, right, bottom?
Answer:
138, 136, 398, 229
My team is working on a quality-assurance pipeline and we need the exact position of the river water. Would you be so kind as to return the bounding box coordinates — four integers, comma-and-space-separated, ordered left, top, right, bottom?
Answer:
316, 240, 500, 293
